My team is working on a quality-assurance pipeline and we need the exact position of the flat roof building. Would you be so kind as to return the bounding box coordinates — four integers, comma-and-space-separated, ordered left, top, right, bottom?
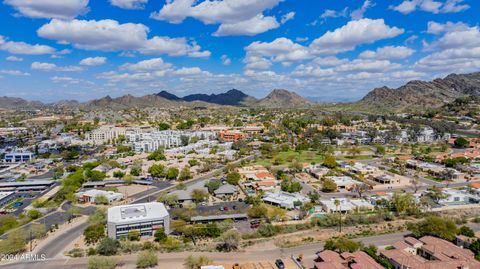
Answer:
107, 202, 170, 239
76, 189, 123, 204
0, 191, 15, 207
0, 180, 55, 192
263, 191, 310, 209
3, 150, 34, 163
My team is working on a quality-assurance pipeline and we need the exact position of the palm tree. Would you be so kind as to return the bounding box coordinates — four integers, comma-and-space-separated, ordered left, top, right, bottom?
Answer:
334, 199, 342, 233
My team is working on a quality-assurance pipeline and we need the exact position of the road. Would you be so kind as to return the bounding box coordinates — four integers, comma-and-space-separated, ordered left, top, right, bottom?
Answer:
34, 221, 89, 259
0, 231, 410, 269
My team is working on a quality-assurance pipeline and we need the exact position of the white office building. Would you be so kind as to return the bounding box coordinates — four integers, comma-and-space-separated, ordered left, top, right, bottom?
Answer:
3, 149, 34, 163
107, 202, 170, 239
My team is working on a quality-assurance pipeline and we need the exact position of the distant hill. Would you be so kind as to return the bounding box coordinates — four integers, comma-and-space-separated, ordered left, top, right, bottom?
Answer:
157, 89, 256, 106
255, 89, 313, 108
83, 94, 201, 110
156, 91, 182, 101
357, 72, 480, 112
0, 96, 43, 110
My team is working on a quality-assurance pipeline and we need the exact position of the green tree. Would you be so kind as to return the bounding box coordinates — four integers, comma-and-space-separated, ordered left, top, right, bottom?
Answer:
113, 171, 125, 178
158, 122, 170, 131
247, 204, 268, 218
407, 216, 457, 241
458, 226, 475, 237
84, 223, 106, 245
136, 250, 158, 268
96, 238, 120, 256
0, 229, 26, 254
166, 167, 179, 180
85, 170, 106, 181
88, 208, 107, 225
94, 195, 109, 205
27, 209, 42, 220
188, 159, 199, 167
191, 189, 208, 203
156, 193, 178, 207
128, 230, 141, 241
425, 186, 448, 204
179, 166, 192, 181
323, 155, 337, 169
391, 192, 417, 215
148, 164, 165, 178
322, 178, 337, 192
154, 228, 167, 242
147, 150, 166, 161
130, 165, 141, 176
375, 145, 386, 156
454, 137, 469, 148
324, 237, 362, 252
205, 179, 221, 194
226, 172, 241, 185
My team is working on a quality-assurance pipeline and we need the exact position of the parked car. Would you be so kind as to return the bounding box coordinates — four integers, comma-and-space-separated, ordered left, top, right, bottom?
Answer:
250, 220, 261, 229
275, 259, 285, 269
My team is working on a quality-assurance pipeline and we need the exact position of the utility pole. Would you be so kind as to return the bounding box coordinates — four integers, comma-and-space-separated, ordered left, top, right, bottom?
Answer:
29, 228, 33, 252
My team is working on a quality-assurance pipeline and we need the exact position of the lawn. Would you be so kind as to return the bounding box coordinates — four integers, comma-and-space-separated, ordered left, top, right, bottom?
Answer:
342, 155, 374, 160
424, 176, 443, 182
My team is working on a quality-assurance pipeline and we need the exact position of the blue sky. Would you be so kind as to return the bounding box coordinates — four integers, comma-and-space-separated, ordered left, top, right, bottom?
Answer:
0, 0, 479, 102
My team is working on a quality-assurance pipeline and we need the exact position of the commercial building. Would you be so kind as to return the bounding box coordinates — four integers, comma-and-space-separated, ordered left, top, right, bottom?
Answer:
381, 236, 480, 269
314, 250, 383, 269
3, 149, 34, 163
218, 130, 245, 142
75, 189, 123, 203
107, 202, 170, 239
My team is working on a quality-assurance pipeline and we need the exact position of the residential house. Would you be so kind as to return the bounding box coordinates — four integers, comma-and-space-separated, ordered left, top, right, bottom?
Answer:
314, 250, 383, 269
381, 236, 480, 269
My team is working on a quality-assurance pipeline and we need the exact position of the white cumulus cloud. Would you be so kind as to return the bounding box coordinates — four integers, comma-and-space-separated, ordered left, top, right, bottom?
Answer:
309, 19, 404, 55
37, 19, 209, 57
359, 46, 415, 60
110, 0, 148, 10
213, 15, 279, 36
0, 35, 56, 55
80, 57, 107, 66
4, 0, 89, 19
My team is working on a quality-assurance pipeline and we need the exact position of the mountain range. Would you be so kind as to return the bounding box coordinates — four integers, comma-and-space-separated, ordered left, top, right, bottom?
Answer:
356, 72, 480, 112
156, 89, 257, 106
1, 71, 480, 112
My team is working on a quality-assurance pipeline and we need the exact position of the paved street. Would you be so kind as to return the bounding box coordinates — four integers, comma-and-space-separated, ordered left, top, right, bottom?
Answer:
0, 231, 413, 269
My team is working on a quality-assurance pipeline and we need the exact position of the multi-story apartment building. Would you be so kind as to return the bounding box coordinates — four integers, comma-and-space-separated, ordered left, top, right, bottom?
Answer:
130, 130, 216, 152
86, 125, 127, 145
